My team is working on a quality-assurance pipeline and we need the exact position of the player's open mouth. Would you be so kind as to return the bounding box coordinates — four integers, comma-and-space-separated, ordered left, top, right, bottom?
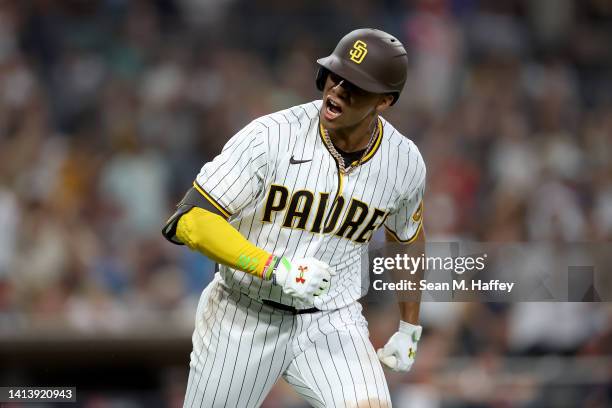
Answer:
324, 97, 343, 121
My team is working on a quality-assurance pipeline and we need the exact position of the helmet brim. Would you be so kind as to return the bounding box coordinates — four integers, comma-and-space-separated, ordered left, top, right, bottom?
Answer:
316, 55, 399, 95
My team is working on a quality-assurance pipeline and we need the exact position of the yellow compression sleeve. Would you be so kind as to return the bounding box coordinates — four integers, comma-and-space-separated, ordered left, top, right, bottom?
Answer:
176, 207, 274, 278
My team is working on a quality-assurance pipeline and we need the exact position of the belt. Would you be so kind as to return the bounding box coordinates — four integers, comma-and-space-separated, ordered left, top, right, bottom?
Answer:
262, 299, 320, 315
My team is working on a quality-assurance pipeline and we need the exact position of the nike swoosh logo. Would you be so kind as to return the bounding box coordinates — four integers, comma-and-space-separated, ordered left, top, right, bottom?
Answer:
290, 156, 313, 164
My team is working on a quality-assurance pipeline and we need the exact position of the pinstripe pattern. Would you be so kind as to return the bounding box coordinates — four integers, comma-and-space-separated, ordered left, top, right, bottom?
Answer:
186, 100, 425, 406
284, 301, 391, 407
185, 276, 390, 407
194, 101, 425, 311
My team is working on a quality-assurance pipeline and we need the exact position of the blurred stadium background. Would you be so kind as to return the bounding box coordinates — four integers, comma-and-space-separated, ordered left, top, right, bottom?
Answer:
0, 0, 611, 407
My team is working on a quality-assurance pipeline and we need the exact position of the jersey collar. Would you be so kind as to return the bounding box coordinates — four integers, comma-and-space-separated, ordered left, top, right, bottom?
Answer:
318, 118, 383, 173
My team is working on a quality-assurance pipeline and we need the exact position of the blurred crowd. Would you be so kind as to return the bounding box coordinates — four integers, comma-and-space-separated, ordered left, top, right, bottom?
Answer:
0, 0, 611, 406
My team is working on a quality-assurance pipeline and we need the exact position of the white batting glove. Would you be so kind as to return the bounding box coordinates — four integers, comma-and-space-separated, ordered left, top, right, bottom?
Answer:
377, 321, 422, 372
270, 257, 335, 303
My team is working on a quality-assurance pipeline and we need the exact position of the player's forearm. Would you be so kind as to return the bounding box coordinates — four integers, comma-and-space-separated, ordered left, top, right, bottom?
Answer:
176, 207, 274, 278
385, 226, 425, 324
400, 301, 421, 324
403, 227, 425, 324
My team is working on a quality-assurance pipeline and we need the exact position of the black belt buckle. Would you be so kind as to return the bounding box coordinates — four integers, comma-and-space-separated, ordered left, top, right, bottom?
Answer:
262, 299, 319, 315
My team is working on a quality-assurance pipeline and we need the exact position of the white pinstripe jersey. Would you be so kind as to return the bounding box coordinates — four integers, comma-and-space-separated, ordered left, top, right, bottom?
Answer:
195, 100, 425, 310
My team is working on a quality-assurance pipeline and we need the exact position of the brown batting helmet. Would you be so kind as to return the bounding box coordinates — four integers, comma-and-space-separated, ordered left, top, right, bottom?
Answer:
316, 28, 408, 105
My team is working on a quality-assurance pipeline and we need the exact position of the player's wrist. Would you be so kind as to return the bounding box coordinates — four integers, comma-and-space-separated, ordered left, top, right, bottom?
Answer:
262, 254, 292, 285
261, 254, 277, 280
398, 320, 422, 342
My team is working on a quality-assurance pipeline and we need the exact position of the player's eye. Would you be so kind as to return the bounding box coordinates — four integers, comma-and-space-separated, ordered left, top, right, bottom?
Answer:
329, 72, 343, 85
329, 73, 366, 96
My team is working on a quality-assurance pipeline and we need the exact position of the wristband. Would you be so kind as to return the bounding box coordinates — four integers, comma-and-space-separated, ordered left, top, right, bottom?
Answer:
399, 320, 423, 342
262, 255, 280, 280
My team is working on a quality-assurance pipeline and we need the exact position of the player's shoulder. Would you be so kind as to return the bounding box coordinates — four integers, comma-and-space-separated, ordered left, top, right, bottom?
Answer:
380, 117, 425, 166
380, 118, 426, 195
251, 101, 321, 130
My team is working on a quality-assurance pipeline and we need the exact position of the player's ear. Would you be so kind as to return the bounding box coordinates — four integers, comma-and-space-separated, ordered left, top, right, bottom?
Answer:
375, 94, 394, 113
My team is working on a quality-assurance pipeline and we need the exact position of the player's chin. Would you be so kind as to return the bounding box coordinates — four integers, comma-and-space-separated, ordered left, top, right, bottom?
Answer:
320, 111, 346, 130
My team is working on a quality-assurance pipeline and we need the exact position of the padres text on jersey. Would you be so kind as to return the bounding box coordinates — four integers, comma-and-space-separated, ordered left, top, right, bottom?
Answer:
194, 100, 425, 310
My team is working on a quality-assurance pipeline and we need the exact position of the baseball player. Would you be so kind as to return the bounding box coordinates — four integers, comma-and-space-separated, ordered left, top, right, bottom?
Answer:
163, 28, 425, 407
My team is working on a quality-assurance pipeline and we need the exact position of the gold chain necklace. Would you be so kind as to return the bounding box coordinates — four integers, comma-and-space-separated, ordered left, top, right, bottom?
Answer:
322, 119, 379, 175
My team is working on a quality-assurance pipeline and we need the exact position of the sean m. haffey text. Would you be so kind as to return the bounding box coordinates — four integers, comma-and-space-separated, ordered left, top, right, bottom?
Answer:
370, 253, 516, 294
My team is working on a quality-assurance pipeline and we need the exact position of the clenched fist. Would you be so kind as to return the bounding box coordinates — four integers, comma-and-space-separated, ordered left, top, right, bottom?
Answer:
377, 321, 422, 372
270, 257, 335, 303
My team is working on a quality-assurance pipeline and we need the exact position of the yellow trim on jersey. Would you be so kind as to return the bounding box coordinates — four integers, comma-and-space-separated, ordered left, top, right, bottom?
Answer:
318, 121, 334, 164
384, 221, 423, 244
412, 201, 424, 222
318, 117, 382, 201
318, 123, 344, 210
176, 207, 272, 277
318, 118, 383, 171
192, 181, 232, 219
350, 118, 383, 167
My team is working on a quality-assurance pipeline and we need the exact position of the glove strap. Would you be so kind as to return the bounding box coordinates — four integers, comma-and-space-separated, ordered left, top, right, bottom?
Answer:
262, 255, 280, 280
271, 257, 292, 286
399, 320, 423, 342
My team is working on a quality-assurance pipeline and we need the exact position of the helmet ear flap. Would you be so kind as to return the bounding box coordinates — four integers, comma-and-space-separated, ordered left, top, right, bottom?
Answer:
390, 92, 400, 106
315, 66, 329, 91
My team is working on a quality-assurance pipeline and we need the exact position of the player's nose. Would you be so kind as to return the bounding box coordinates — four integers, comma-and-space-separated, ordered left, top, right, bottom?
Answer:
330, 80, 350, 101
